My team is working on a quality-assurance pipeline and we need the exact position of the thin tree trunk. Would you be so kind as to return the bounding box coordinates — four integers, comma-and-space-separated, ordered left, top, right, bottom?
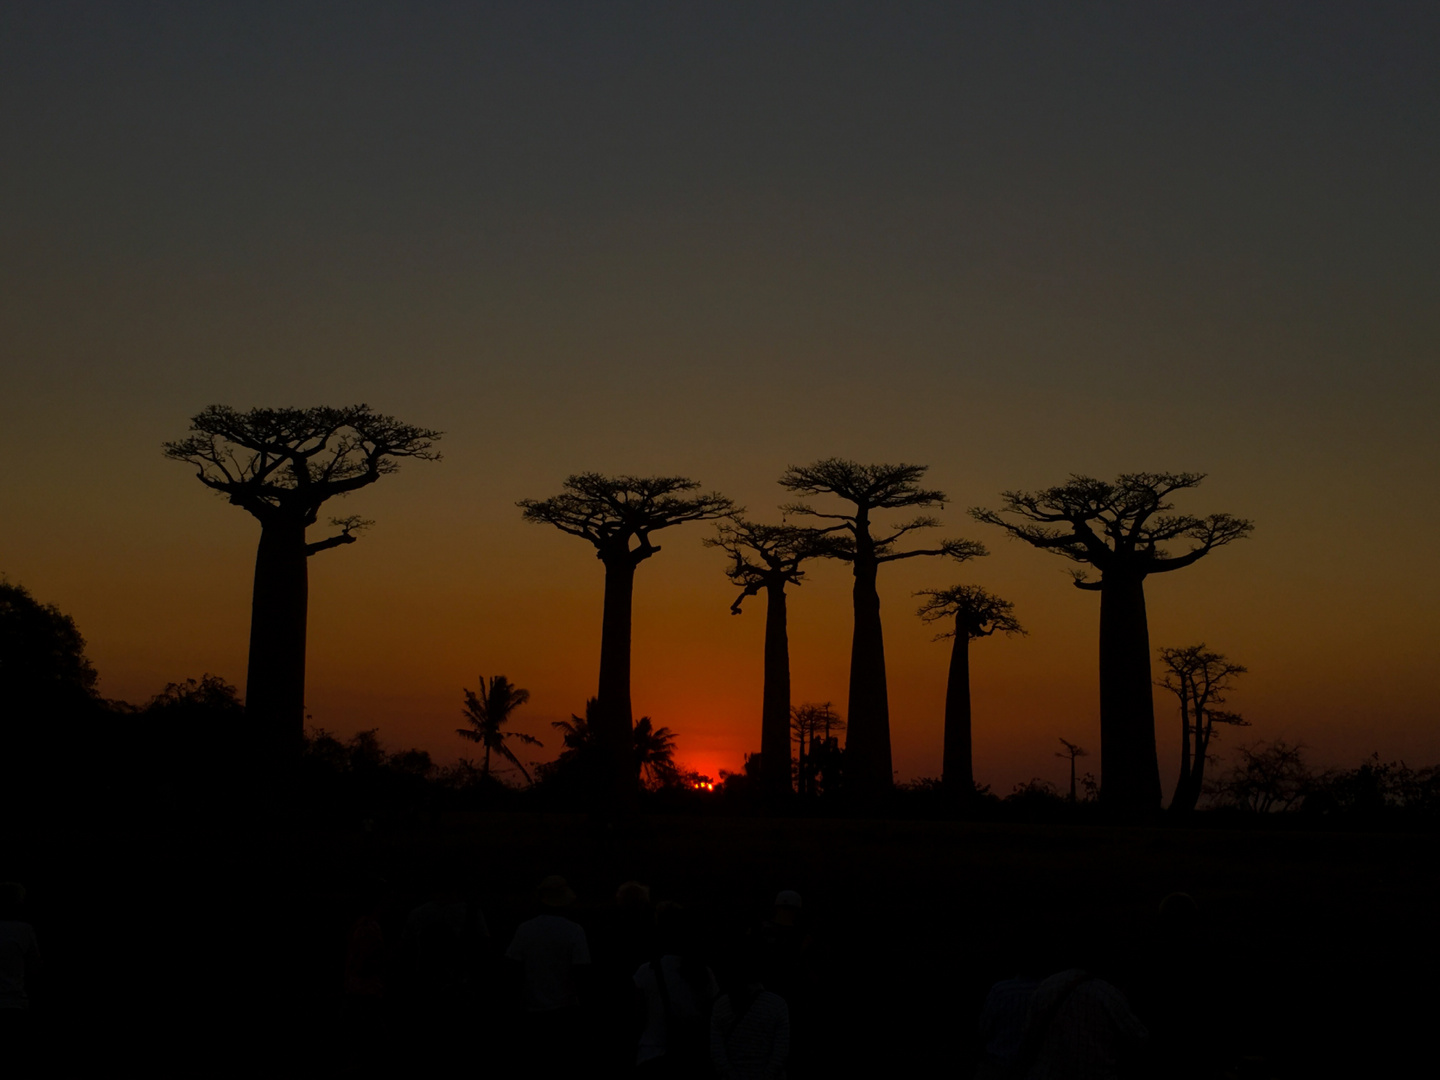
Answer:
845, 555, 892, 795
245, 515, 309, 759
1171, 683, 1193, 811
1097, 573, 1161, 818
941, 626, 973, 799
761, 583, 792, 804
483, 742, 491, 782
597, 555, 637, 809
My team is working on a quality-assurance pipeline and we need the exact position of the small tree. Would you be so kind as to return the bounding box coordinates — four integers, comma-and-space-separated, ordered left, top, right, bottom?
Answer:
518, 475, 733, 809
1056, 738, 1089, 802
791, 701, 844, 798
706, 518, 842, 803
548, 698, 679, 792
972, 473, 1252, 818
457, 675, 541, 785
164, 405, 440, 758
780, 460, 985, 795
1207, 740, 1310, 812
1157, 644, 1250, 815
914, 584, 1023, 800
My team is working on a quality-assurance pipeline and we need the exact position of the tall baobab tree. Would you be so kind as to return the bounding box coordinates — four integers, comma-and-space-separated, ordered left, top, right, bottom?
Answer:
1157, 644, 1249, 815
518, 474, 733, 808
780, 460, 985, 795
705, 518, 842, 803
457, 675, 542, 785
1056, 738, 1089, 802
914, 584, 1023, 800
164, 405, 440, 756
972, 473, 1252, 818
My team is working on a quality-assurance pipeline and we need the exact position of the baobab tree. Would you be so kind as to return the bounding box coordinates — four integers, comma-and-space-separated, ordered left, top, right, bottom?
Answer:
1157, 644, 1249, 816
164, 405, 440, 756
780, 459, 985, 795
1056, 738, 1089, 802
914, 584, 1023, 800
972, 473, 1252, 818
705, 518, 843, 803
457, 675, 542, 785
518, 474, 733, 808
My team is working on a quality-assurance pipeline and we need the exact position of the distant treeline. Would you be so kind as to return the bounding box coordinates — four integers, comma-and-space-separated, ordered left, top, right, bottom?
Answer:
2, 575, 1434, 830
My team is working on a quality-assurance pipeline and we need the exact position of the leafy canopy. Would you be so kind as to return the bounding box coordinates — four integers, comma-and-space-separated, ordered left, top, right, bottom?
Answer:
705, 517, 846, 614
518, 473, 735, 564
778, 459, 986, 564
971, 472, 1252, 586
914, 584, 1025, 641
163, 404, 441, 524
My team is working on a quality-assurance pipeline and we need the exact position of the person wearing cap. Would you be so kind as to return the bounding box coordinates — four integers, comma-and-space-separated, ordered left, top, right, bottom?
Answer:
506, 876, 592, 1067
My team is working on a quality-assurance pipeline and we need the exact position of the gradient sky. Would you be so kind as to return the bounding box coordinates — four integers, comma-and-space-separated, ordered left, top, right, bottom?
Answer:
3, 2, 1437, 791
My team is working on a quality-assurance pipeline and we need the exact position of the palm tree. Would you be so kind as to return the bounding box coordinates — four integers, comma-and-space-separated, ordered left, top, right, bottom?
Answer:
457, 675, 542, 784
551, 698, 678, 789
633, 715, 679, 789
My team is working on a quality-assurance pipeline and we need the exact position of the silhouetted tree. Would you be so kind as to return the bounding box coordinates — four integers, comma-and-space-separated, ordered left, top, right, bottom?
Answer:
457, 675, 541, 785
548, 698, 680, 791
518, 475, 733, 808
790, 701, 844, 798
780, 460, 985, 795
914, 584, 1023, 800
972, 473, 1252, 818
1056, 738, 1089, 802
1157, 644, 1250, 816
1207, 740, 1310, 812
164, 405, 440, 758
705, 518, 843, 803
0, 580, 103, 811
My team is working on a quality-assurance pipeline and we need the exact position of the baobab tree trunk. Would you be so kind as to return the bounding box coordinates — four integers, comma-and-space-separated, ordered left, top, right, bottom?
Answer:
245, 515, 309, 757
941, 628, 974, 800
1170, 691, 1193, 813
761, 583, 792, 804
1175, 723, 1212, 816
597, 555, 638, 809
846, 557, 892, 795
1097, 573, 1162, 818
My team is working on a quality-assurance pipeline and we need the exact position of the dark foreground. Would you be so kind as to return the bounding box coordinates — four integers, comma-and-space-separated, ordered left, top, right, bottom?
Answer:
3, 813, 1435, 1076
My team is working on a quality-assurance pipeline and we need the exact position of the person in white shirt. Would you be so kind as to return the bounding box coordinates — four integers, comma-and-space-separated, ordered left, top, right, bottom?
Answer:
633, 903, 718, 1074
506, 876, 591, 1069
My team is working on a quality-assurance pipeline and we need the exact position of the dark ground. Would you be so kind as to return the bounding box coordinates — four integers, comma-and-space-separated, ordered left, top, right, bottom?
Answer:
3, 813, 1436, 1076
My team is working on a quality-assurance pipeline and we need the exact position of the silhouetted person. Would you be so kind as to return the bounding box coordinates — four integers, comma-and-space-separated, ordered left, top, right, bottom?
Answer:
506, 876, 591, 1071
1141, 892, 1217, 1078
634, 902, 718, 1076
339, 880, 394, 1077
1017, 968, 1147, 1079
591, 881, 656, 1072
975, 970, 1042, 1079
712, 939, 789, 1080
401, 877, 489, 1069
0, 883, 41, 1078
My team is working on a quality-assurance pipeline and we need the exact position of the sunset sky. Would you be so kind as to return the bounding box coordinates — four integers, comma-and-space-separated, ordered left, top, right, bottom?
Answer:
3, 2, 1437, 792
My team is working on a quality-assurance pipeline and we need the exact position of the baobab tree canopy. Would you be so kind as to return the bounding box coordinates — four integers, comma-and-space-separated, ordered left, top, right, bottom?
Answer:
779, 459, 986, 794
163, 404, 442, 530
915, 584, 1025, 641
708, 519, 844, 614
519, 473, 735, 566
969, 472, 1253, 586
